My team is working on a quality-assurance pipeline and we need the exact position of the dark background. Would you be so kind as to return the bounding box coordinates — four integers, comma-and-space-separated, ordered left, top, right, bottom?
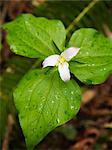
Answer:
0, 0, 112, 150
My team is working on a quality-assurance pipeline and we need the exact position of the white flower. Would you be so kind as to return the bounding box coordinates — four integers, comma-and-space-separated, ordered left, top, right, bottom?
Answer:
42, 47, 80, 82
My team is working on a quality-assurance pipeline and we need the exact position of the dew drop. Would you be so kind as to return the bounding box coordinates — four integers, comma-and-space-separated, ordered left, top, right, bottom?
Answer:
56, 118, 60, 123
38, 107, 41, 111
52, 100, 54, 103
103, 68, 106, 71
87, 64, 91, 67
55, 95, 59, 99
71, 106, 74, 109
10, 45, 17, 51
75, 107, 77, 110
71, 91, 74, 95
92, 64, 95, 66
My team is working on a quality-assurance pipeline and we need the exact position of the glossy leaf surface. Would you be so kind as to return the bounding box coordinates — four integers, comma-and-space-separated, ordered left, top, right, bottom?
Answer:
69, 28, 112, 84
14, 69, 81, 149
3, 14, 66, 58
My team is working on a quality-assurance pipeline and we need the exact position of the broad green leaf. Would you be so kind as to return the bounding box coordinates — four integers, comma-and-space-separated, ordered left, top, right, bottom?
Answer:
14, 68, 81, 149
3, 14, 66, 58
68, 28, 112, 84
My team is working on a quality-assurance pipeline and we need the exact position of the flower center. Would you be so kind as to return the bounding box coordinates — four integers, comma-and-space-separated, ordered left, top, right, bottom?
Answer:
56, 56, 66, 66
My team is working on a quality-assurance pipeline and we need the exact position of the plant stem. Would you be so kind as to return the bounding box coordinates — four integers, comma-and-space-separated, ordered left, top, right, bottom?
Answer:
31, 58, 43, 69
66, 0, 99, 35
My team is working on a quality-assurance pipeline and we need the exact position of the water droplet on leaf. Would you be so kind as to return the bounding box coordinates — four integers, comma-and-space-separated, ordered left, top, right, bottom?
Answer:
56, 118, 60, 123
71, 91, 74, 95
52, 100, 54, 103
71, 106, 74, 109
103, 68, 106, 70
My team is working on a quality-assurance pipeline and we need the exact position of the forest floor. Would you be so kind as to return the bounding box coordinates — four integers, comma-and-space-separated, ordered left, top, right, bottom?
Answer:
1, 1, 112, 150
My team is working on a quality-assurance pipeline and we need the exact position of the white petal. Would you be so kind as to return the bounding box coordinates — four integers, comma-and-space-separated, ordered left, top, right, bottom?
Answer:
61, 47, 80, 61
42, 54, 59, 68
58, 62, 70, 82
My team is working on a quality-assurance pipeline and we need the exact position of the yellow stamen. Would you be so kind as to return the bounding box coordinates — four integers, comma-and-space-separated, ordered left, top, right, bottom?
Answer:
56, 56, 66, 66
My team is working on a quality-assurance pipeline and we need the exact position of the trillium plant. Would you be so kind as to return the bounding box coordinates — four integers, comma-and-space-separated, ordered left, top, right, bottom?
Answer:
3, 14, 112, 149
43, 47, 80, 81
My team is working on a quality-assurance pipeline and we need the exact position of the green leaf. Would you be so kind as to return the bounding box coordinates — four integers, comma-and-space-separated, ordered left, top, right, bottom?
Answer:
3, 14, 66, 58
68, 28, 112, 84
14, 68, 81, 149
